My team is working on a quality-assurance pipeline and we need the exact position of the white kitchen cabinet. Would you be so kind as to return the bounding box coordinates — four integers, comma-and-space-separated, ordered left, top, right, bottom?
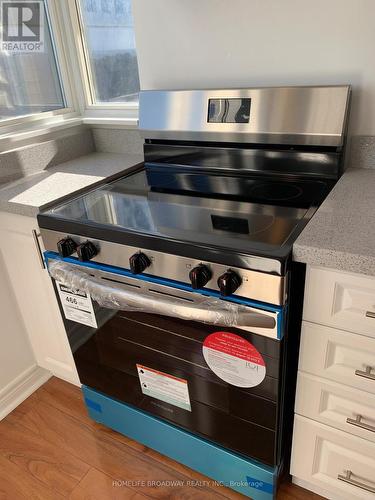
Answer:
0, 212, 79, 385
292, 265, 375, 499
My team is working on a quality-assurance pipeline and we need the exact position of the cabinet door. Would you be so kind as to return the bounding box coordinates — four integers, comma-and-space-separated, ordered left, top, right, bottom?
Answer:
295, 372, 375, 443
291, 415, 375, 500
0, 212, 79, 384
299, 321, 375, 394
303, 266, 375, 338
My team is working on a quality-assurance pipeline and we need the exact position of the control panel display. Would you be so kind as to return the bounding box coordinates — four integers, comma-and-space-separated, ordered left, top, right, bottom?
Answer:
208, 98, 251, 123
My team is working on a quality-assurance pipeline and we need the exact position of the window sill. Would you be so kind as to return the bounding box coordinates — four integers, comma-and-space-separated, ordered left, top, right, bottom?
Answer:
82, 116, 138, 128
81, 106, 139, 129
0, 114, 83, 153
0, 108, 140, 153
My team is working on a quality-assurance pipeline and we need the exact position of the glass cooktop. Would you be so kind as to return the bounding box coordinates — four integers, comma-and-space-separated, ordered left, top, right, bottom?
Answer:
44, 168, 331, 255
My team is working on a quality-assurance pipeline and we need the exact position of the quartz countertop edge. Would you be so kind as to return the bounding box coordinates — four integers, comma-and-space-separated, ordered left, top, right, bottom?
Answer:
293, 168, 375, 277
0, 152, 143, 217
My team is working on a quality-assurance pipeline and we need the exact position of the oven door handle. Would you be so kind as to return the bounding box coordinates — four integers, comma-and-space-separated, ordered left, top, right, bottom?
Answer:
48, 260, 276, 330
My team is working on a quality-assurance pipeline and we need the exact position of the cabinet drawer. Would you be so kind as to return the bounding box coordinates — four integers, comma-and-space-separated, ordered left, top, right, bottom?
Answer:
296, 372, 375, 443
303, 267, 375, 338
291, 415, 375, 500
299, 322, 375, 393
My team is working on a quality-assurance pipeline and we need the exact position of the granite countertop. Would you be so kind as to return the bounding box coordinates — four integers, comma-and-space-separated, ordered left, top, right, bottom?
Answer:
293, 168, 375, 276
0, 152, 143, 217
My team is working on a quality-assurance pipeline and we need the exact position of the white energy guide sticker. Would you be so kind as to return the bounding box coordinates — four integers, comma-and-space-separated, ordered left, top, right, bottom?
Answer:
57, 281, 97, 328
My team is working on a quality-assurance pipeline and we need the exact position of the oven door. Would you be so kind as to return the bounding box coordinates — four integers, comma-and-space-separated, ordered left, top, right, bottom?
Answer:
45, 252, 285, 466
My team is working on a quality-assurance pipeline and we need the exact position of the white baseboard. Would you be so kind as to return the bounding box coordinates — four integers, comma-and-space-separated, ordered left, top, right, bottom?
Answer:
44, 356, 80, 386
0, 364, 51, 420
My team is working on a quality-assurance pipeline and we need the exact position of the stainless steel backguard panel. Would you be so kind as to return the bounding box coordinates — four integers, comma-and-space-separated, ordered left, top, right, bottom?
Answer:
139, 86, 351, 147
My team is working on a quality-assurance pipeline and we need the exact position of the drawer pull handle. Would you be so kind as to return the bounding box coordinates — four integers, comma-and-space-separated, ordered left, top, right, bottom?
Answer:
338, 470, 375, 494
355, 366, 375, 381
366, 310, 375, 319
346, 414, 375, 433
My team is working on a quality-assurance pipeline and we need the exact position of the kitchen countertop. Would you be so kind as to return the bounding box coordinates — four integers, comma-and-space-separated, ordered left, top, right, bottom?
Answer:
0, 152, 143, 217
293, 168, 375, 276
1, 151, 372, 276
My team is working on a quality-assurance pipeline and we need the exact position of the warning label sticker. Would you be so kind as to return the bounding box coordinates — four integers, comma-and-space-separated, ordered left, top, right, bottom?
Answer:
137, 364, 191, 411
56, 282, 97, 328
202, 331, 266, 387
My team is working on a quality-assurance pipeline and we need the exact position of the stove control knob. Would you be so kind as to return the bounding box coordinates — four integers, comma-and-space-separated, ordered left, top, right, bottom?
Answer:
189, 264, 212, 289
76, 241, 98, 262
129, 252, 151, 274
57, 237, 77, 258
217, 270, 242, 297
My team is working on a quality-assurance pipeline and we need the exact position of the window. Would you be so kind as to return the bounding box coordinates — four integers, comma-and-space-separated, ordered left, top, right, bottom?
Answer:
77, 0, 140, 104
0, 1, 66, 120
0, 0, 139, 140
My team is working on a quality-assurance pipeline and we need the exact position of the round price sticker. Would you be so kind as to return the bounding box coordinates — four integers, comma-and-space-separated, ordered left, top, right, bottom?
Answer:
202, 331, 266, 387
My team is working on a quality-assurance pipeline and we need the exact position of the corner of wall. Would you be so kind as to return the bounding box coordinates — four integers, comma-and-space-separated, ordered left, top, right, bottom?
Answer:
91, 127, 143, 154
347, 135, 375, 170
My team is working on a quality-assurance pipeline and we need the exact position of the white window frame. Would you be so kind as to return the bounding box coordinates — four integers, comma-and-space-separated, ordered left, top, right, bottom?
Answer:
62, 0, 139, 128
0, 0, 139, 149
0, 0, 82, 143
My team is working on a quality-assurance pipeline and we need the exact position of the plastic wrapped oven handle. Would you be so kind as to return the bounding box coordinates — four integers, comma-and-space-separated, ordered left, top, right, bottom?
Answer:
48, 260, 276, 329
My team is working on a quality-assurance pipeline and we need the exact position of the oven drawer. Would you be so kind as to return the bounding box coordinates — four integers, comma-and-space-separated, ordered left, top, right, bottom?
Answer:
303, 267, 375, 338
299, 321, 375, 393
295, 372, 375, 443
291, 415, 375, 499
82, 384, 278, 500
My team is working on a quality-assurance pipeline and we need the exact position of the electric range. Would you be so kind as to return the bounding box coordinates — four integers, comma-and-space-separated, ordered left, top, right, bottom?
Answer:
38, 86, 351, 499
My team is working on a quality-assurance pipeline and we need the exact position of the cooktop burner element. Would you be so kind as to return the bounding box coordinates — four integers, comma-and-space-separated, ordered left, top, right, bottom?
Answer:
143, 166, 332, 209
249, 182, 304, 202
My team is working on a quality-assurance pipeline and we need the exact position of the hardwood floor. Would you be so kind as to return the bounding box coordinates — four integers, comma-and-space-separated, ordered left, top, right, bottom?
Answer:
0, 377, 323, 499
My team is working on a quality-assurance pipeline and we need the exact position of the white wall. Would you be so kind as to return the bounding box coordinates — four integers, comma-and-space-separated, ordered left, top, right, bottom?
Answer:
133, 0, 375, 136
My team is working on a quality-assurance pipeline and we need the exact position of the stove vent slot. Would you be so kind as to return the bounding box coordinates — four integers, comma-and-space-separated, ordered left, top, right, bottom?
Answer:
148, 287, 194, 303
100, 276, 141, 289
